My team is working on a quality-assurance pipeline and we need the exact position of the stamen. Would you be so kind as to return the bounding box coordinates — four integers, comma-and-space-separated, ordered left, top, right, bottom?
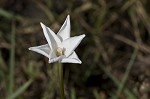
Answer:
56, 47, 64, 56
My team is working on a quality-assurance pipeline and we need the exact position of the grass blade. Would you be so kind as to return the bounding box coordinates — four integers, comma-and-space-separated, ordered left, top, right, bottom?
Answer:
116, 49, 138, 97
99, 64, 137, 99
8, 22, 15, 96
7, 79, 33, 99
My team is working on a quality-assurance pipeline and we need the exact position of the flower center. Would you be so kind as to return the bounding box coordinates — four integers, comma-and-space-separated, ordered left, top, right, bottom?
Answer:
56, 47, 65, 57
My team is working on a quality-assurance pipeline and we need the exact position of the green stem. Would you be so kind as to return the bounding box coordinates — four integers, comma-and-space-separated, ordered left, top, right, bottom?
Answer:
8, 21, 15, 96
58, 63, 64, 99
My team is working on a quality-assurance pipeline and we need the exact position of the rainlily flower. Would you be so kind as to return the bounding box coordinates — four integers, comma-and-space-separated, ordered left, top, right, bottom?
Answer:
29, 15, 85, 64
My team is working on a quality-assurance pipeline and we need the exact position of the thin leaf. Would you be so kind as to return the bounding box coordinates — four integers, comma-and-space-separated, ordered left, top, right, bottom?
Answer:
7, 79, 33, 99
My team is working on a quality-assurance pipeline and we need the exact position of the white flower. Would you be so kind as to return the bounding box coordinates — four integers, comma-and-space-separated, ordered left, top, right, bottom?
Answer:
29, 15, 85, 64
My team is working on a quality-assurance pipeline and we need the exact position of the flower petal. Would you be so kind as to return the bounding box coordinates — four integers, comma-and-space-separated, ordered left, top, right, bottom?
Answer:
49, 56, 65, 63
40, 22, 61, 50
62, 34, 85, 57
57, 15, 70, 41
28, 44, 50, 58
61, 52, 81, 64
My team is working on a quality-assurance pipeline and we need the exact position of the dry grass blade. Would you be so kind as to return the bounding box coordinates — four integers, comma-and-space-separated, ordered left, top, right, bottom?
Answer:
135, 1, 150, 34
114, 34, 150, 53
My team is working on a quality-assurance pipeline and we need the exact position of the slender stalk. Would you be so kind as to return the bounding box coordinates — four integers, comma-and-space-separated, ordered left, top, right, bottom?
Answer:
8, 21, 15, 96
58, 63, 64, 99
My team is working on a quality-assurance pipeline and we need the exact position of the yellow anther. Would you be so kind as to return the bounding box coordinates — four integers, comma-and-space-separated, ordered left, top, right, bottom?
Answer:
56, 47, 64, 56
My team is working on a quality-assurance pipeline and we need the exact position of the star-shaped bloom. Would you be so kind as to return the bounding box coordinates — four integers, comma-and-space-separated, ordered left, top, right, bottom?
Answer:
29, 15, 85, 64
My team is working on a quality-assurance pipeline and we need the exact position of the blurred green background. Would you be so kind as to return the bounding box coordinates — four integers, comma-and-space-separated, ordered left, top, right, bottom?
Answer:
0, 0, 150, 99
